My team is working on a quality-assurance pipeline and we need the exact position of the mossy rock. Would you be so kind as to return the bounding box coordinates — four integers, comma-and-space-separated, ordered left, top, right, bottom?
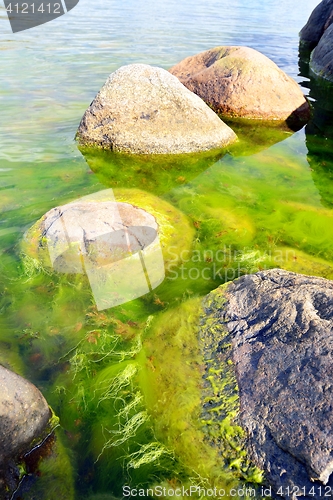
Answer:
22, 188, 194, 276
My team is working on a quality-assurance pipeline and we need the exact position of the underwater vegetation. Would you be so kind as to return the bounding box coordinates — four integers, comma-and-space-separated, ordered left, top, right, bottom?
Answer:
1, 118, 333, 498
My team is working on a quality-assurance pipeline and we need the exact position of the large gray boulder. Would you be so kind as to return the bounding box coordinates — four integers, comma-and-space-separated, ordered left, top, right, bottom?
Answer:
300, 0, 333, 51
76, 64, 237, 154
200, 269, 333, 498
0, 365, 51, 467
169, 47, 310, 126
310, 23, 333, 81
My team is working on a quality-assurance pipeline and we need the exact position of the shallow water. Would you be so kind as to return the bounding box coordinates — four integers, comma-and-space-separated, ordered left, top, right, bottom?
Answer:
0, 0, 332, 498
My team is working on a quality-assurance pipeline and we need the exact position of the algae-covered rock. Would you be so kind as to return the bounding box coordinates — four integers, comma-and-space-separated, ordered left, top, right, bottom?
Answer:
23, 188, 194, 275
142, 298, 263, 491
76, 64, 237, 154
0, 365, 56, 498
169, 46, 310, 126
22, 189, 194, 309
15, 430, 75, 500
202, 269, 333, 498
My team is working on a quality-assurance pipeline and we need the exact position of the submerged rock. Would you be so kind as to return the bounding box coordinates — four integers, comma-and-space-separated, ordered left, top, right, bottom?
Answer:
0, 365, 51, 466
76, 63, 237, 154
201, 269, 333, 498
23, 189, 194, 310
169, 46, 310, 126
0, 365, 52, 497
300, 0, 333, 51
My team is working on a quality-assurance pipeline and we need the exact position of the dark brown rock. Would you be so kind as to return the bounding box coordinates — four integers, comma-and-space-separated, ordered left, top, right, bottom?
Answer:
300, 0, 333, 51
201, 269, 333, 498
310, 23, 333, 81
169, 46, 310, 126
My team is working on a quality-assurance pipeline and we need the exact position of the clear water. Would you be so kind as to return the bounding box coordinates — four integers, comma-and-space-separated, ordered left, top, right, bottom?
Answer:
1, 0, 331, 498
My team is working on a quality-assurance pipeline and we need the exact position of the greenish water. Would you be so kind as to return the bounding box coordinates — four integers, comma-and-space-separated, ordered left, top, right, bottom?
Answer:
1, 0, 332, 498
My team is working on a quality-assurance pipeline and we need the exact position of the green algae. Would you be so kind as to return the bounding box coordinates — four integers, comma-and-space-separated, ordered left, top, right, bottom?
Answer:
19, 430, 75, 500
79, 147, 227, 196
1, 111, 333, 499
225, 117, 296, 157
200, 285, 264, 485
141, 297, 264, 494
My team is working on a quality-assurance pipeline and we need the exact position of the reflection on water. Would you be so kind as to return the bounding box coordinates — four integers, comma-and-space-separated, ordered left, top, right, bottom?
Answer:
299, 58, 333, 208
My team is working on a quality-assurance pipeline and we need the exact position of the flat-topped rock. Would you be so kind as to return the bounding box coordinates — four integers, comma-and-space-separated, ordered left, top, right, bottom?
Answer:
170, 46, 310, 126
23, 190, 195, 310
76, 63, 237, 154
200, 269, 333, 498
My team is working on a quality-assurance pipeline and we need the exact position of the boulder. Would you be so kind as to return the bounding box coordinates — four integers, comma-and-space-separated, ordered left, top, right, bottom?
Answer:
22, 189, 194, 310
300, 0, 333, 51
169, 46, 310, 126
76, 64, 236, 154
310, 24, 333, 81
200, 269, 333, 498
0, 365, 51, 467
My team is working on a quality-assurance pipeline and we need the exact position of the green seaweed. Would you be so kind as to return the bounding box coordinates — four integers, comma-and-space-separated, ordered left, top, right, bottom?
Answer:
1, 111, 333, 498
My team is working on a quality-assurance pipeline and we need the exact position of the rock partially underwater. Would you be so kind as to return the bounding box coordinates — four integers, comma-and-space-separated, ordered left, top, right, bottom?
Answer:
300, 0, 333, 52
76, 63, 237, 154
169, 46, 310, 127
200, 269, 333, 498
22, 189, 194, 310
300, 0, 333, 82
0, 365, 55, 497
310, 24, 333, 82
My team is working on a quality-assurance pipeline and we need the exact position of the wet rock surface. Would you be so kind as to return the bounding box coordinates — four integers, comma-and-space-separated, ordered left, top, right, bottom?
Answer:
201, 269, 333, 498
169, 46, 310, 125
311, 24, 333, 81
0, 365, 51, 466
76, 63, 236, 154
